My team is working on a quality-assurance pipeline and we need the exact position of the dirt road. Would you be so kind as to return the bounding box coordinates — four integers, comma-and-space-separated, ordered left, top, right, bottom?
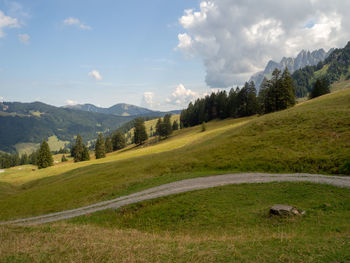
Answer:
1, 173, 349, 226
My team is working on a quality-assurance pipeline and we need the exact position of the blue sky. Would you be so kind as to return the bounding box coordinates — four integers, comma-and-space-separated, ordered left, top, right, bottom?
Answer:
1, 0, 350, 110
0, 0, 207, 110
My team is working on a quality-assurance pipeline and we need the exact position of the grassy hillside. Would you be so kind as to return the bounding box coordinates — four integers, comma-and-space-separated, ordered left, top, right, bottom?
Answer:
126, 114, 180, 143
0, 85, 349, 220
1, 182, 349, 262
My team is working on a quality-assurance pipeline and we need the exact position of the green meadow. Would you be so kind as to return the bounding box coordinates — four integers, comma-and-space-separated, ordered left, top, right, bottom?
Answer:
0, 81, 350, 262
1, 182, 349, 262
0, 82, 349, 221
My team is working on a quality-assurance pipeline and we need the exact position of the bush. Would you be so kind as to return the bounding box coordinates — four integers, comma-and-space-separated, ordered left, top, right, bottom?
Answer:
201, 122, 207, 132
340, 160, 350, 175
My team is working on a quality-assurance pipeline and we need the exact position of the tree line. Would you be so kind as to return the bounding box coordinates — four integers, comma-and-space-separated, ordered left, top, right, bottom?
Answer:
181, 68, 296, 127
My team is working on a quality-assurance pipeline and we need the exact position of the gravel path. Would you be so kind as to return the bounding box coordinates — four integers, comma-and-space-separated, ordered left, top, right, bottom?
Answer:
1, 173, 350, 226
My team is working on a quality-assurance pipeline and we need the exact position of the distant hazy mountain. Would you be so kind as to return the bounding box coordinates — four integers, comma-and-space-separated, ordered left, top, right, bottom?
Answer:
64, 103, 181, 117
0, 101, 134, 153
250, 48, 334, 88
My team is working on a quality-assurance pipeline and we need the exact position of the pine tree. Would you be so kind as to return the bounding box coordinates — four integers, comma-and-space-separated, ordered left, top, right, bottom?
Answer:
37, 140, 53, 169
71, 134, 90, 162
280, 67, 296, 109
163, 114, 173, 137
105, 137, 113, 153
29, 149, 39, 165
20, 153, 28, 165
172, 120, 179, 131
258, 77, 270, 114
156, 118, 162, 136
201, 122, 207, 132
82, 145, 90, 161
112, 131, 126, 150
309, 77, 330, 99
95, 133, 106, 159
134, 118, 148, 145
61, 155, 68, 162
246, 81, 259, 115
72, 134, 84, 162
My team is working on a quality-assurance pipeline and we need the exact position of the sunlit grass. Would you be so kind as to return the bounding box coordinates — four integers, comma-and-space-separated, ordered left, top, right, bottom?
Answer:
0, 86, 349, 220
1, 182, 350, 262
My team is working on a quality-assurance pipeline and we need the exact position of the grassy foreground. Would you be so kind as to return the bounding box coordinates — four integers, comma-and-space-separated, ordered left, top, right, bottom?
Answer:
0, 87, 349, 220
1, 182, 349, 262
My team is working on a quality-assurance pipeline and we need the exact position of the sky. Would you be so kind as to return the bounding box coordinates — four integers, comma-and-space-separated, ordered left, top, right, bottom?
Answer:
1, 0, 350, 110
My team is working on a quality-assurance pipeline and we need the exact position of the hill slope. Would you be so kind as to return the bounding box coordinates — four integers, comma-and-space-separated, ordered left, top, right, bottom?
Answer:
0, 83, 349, 220
0, 101, 133, 153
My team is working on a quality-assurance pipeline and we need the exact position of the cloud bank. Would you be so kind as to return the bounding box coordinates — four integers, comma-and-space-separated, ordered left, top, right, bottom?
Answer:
177, 0, 350, 87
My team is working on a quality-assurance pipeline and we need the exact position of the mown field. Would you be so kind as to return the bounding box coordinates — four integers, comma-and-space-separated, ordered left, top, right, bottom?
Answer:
0, 84, 349, 221
1, 182, 349, 262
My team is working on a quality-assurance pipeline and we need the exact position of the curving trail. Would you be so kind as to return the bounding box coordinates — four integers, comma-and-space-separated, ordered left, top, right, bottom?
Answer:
1, 173, 350, 226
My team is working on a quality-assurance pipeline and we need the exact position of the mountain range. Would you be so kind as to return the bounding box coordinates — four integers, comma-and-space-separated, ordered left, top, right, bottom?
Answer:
292, 41, 350, 97
64, 103, 180, 117
250, 48, 334, 88
0, 101, 180, 154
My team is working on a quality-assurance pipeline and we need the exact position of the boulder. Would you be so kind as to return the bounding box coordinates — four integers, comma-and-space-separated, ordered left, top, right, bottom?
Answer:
270, 204, 305, 216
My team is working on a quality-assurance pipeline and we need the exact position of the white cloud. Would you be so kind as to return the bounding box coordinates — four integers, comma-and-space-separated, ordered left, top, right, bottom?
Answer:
0, 10, 19, 37
177, 0, 350, 87
177, 33, 193, 53
65, 99, 78, 105
166, 84, 198, 107
0, 96, 3, 102
18, 33, 29, 44
63, 17, 91, 30
88, 70, 102, 81
141, 92, 154, 109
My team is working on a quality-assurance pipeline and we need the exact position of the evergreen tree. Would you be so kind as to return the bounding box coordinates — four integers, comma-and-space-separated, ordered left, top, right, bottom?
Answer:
260, 68, 295, 114
163, 114, 173, 137
258, 77, 270, 114
105, 136, 113, 153
266, 69, 282, 113
134, 118, 148, 145
280, 67, 296, 109
71, 134, 90, 162
20, 153, 29, 165
246, 81, 259, 115
112, 131, 126, 150
309, 78, 330, 99
95, 133, 106, 159
61, 155, 68, 162
180, 121, 184, 129
172, 120, 179, 131
156, 118, 162, 136
82, 145, 90, 161
201, 122, 207, 132
37, 140, 53, 169
29, 150, 39, 165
